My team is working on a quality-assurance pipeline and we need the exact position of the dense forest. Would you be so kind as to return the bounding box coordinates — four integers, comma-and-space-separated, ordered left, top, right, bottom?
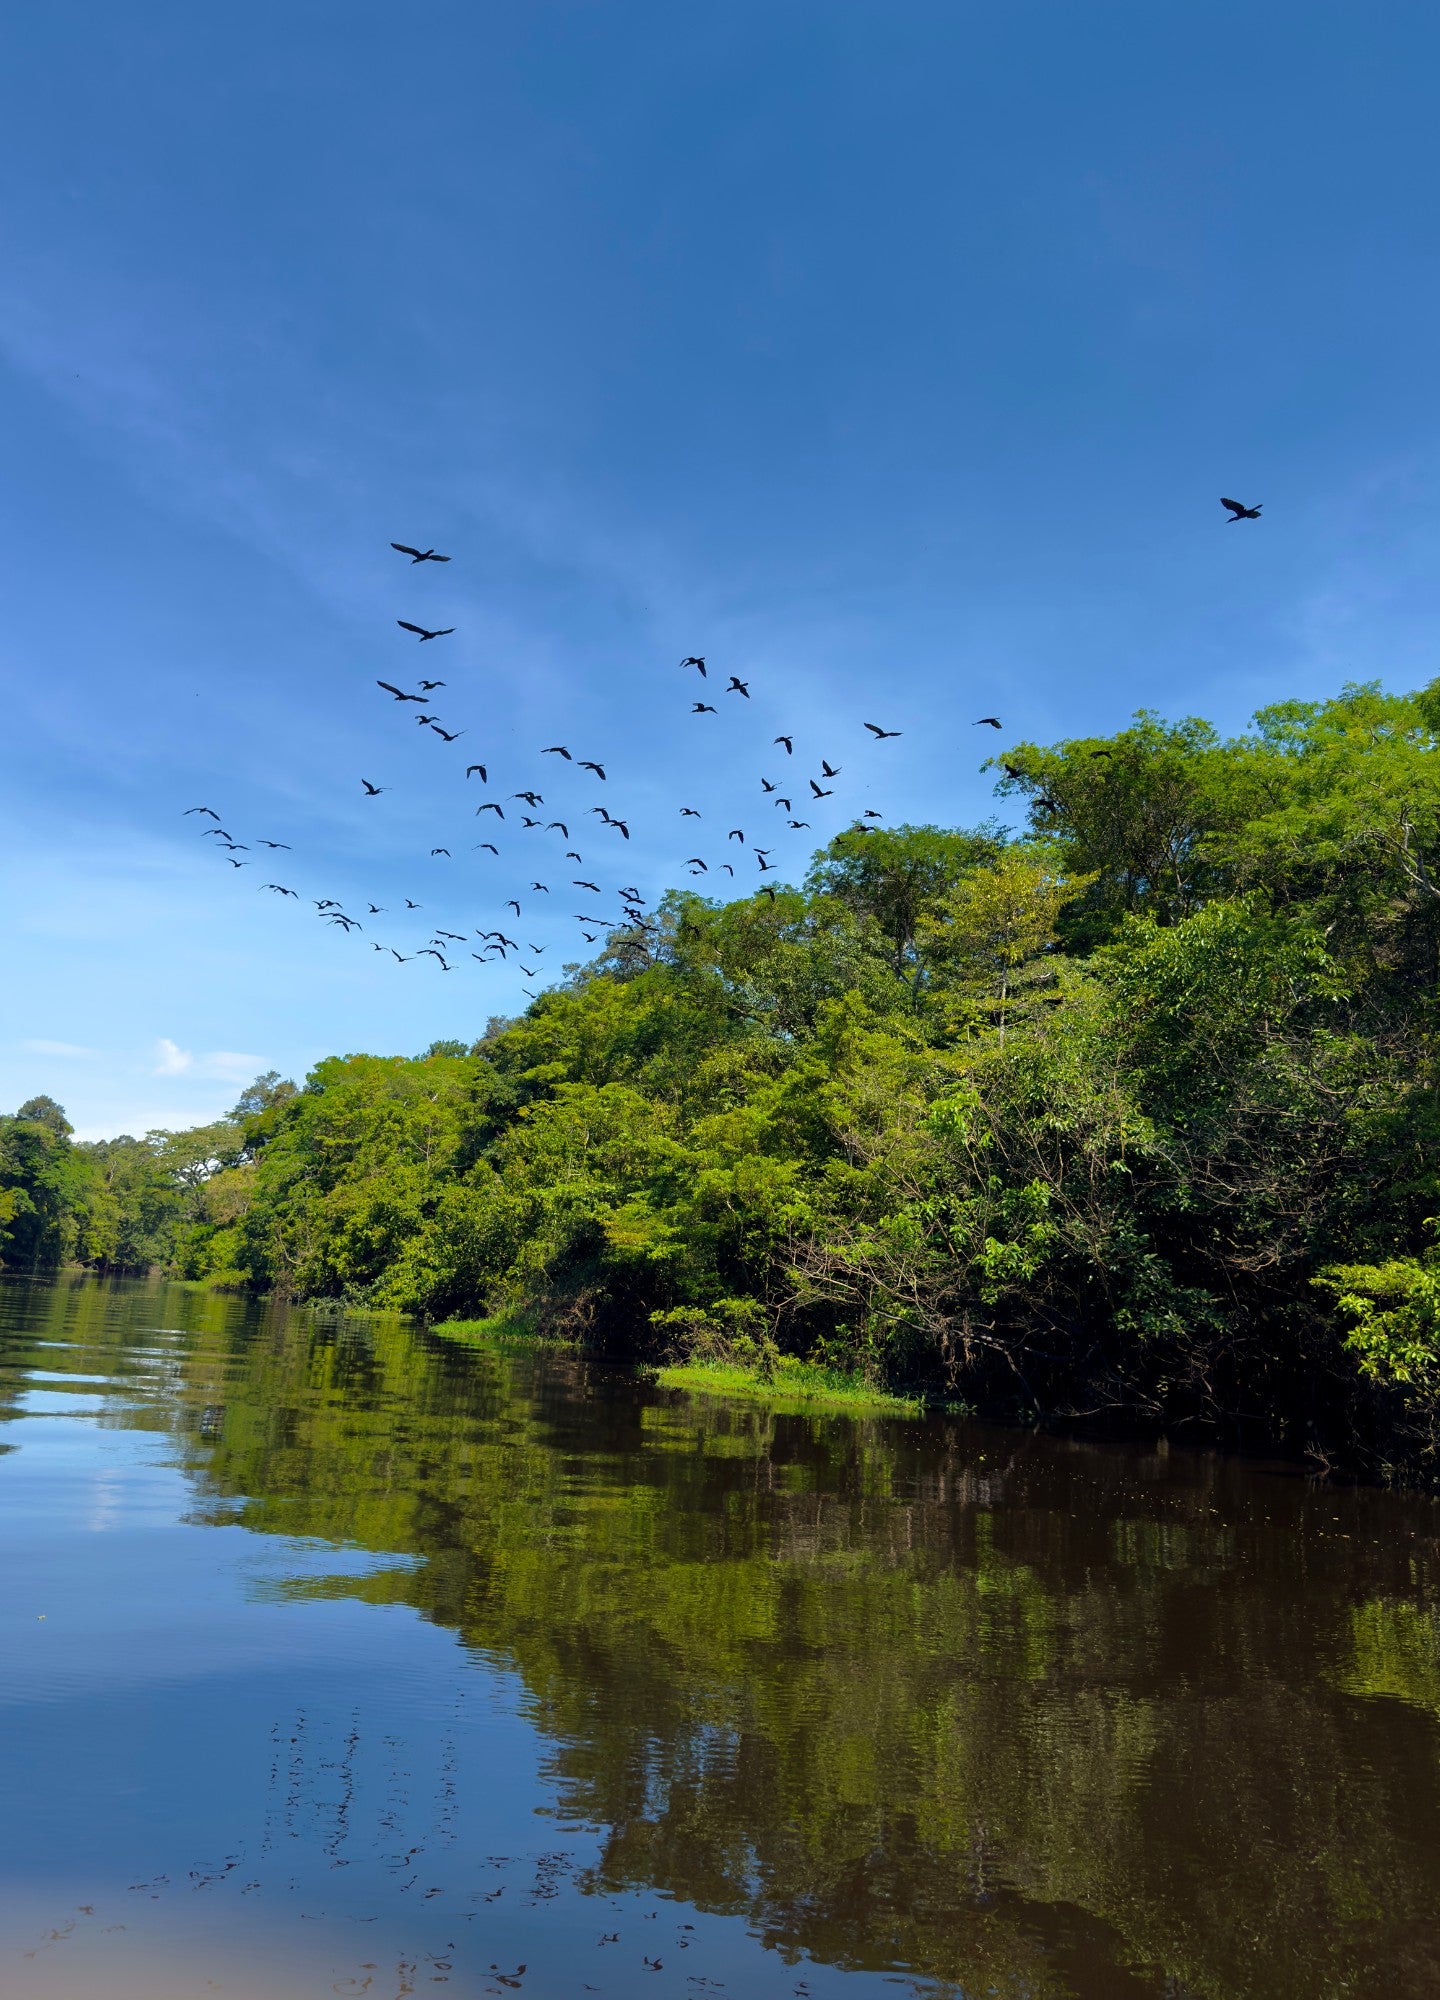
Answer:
9, 680, 1440, 1477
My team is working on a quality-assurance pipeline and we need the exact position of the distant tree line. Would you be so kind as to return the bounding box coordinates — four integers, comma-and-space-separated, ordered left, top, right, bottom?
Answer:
10, 681, 1440, 1477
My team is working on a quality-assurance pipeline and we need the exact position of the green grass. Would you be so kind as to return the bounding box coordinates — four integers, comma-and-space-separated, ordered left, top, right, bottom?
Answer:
428, 1312, 546, 1350
655, 1355, 921, 1415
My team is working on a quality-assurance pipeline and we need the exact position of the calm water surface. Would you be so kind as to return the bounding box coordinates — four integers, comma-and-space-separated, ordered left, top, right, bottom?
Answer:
3, 1278, 1440, 2000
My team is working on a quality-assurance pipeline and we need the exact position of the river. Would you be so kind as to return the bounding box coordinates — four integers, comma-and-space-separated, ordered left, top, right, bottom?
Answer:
2, 1275, 1439, 1999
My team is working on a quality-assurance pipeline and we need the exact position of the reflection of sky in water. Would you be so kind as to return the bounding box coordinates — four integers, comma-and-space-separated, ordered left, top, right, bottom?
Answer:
3, 1277, 1440, 1999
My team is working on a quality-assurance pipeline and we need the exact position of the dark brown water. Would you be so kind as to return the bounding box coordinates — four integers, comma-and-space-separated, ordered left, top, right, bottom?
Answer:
3, 1277, 1440, 1999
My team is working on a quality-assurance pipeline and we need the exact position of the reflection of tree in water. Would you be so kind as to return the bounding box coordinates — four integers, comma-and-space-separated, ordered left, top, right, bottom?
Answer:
17, 1278, 1440, 1999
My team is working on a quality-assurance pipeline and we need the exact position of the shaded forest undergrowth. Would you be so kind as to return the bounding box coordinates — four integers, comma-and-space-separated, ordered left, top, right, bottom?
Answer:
12, 682, 1440, 1480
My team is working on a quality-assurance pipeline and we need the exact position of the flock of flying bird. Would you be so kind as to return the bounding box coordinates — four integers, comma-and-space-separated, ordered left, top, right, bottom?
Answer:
183, 500, 1264, 993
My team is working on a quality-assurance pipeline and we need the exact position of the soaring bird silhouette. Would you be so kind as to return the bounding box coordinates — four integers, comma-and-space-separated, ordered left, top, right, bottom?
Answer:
774, 735, 793, 754
721, 863, 734, 876
543, 745, 572, 759
431, 725, 464, 742
330, 914, 361, 931
565, 850, 582, 861
692, 702, 717, 715
728, 828, 744, 842
973, 717, 1001, 730
257, 839, 291, 850
581, 931, 598, 943
367, 904, 386, 914
578, 760, 606, 779
1221, 497, 1262, 521
760, 883, 778, 901
1002, 763, 1024, 781
430, 847, 451, 857
775, 798, 791, 812
390, 950, 411, 963
184, 806, 221, 819
758, 857, 776, 872
466, 764, 489, 782
529, 881, 550, 893
686, 857, 708, 871
809, 780, 832, 798
225, 857, 249, 868
419, 950, 452, 969
573, 879, 600, 892
361, 779, 389, 795
547, 821, 569, 838
476, 801, 504, 817
864, 723, 901, 738
680, 806, 700, 817
263, 884, 298, 896
863, 808, 883, 819
397, 620, 454, 641
820, 760, 840, 777
419, 679, 445, 692
391, 543, 451, 563
405, 898, 422, 909
727, 677, 750, 698
475, 841, 499, 854
506, 899, 521, 915
521, 815, 541, 828
416, 714, 440, 726
610, 820, 630, 839
513, 791, 543, 807
680, 656, 707, 676
787, 819, 810, 829
761, 779, 776, 793
377, 680, 424, 702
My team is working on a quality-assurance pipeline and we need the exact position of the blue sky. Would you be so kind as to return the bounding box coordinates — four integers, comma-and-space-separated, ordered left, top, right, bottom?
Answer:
2, 1, 1438, 1137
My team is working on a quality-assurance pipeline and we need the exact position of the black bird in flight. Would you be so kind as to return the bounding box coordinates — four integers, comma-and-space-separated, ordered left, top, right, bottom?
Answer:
758, 857, 776, 873
581, 931, 598, 943
330, 914, 361, 931
760, 884, 777, 901
361, 779, 389, 795
315, 899, 340, 910
578, 760, 606, 779
863, 808, 883, 819
547, 821, 569, 838
1221, 497, 1262, 521
686, 857, 708, 871
543, 745, 571, 759
973, 717, 1002, 730
419, 678, 445, 692
475, 841, 499, 854
728, 828, 744, 842
774, 735, 793, 754
391, 543, 451, 563
727, 677, 750, 698
521, 815, 541, 828
431, 725, 464, 742
391, 950, 411, 963
430, 847, 451, 857
864, 722, 901, 738
466, 763, 489, 782
225, 857, 249, 868
405, 898, 422, 909
692, 702, 717, 715
528, 943, 546, 953
620, 886, 641, 901
565, 849, 582, 861
416, 714, 440, 726
775, 797, 791, 811
1001, 762, 1024, 781
680, 656, 707, 676
506, 899, 521, 915
397, 621, 455, 641
519, 965, 537, 977
199, 827, 229, 839
761, 778, 776, 793
476, 801, 505, 817
809, 780, 832, 798
591, 805, 613, 822
574, 879, 600, 892
820, 759, 840, 777
513, 790, 543, 806
680, 806, 700, 817
521, 987, 538, 999
787, 819, 810, 829
529, 882, 550, 893
217, 840, 248, 851
437, 929, 467, 942
419, 950, 452, 969
365, 904, 386, 915
264, 884, 297, 896
610, 820, 631, 839
184, 806, 221, 819
377, 679, 424, 702
1090, 747, 1114, 759
721, 863, 734, 876
256, 839, 291, 850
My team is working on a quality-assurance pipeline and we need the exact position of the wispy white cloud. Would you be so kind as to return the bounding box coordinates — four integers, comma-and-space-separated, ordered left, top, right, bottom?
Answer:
153, 1039, 262, 1082
21, 1038, 97, 1058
